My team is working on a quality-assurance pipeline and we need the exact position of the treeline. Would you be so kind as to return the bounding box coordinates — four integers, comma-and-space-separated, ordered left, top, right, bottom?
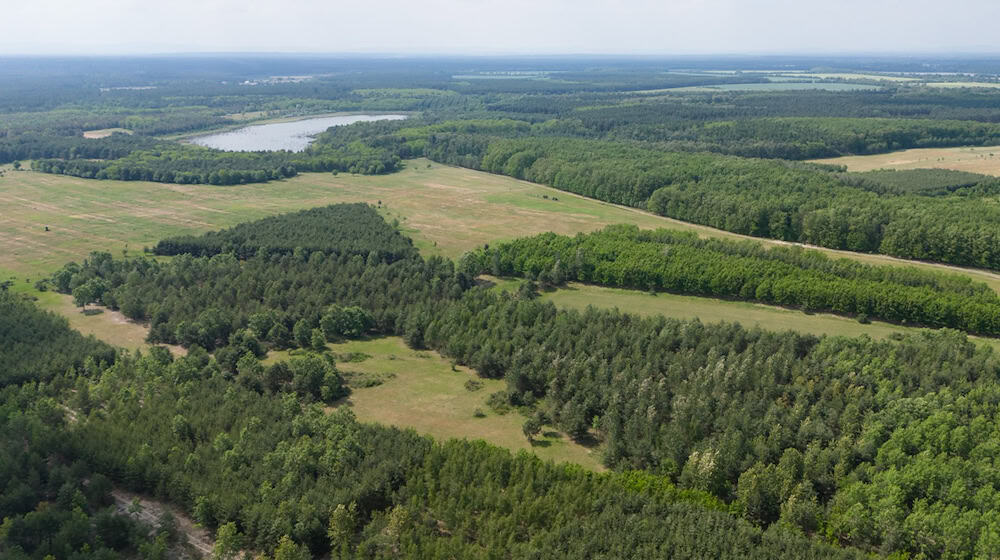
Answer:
656, 117, 1000, 159
0, 132, 160, 164
153, 204, 417, 261
0, 291, 115, 386
461, 225, 1000, 334
415, 132, 1000, 269
33, 139, 402, 185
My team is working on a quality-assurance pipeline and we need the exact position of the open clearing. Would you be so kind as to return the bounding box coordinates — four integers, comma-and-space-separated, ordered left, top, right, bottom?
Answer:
82, 128, 133, 139
491, 280, 1000, 352
812, 145, 1000, 175
265, 337, 604, 470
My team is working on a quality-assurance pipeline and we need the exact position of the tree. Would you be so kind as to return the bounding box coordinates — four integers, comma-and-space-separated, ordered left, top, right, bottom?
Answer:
522, 417, 542, 441
72, 282, 95, 309
272, 535, 310, 560
293, 319, 311, 349
327, 503, 356, 559
213, 522, 246, 560
310, 328, 326, 352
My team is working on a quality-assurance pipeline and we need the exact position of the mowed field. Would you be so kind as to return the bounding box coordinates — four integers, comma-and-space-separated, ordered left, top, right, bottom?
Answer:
6, 158, 1000, 351
5, 158, 1000, 291
264, 337, 604, 470
0, 159, 673, 278
530, 282, 1000, 351
812, 145, 1000, 176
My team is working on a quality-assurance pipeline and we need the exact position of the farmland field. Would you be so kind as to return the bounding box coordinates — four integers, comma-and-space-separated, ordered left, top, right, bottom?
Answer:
811, 144, 1000, 175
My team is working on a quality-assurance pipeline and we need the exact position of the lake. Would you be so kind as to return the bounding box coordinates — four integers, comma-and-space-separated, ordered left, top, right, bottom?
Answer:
190, 114, 408, 152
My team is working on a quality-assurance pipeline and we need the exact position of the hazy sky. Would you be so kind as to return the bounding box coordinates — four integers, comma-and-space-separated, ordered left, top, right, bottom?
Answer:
4, 0, 1000, 55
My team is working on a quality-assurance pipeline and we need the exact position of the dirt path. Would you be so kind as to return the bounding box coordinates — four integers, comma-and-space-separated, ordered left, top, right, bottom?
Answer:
111, 488, 213, 558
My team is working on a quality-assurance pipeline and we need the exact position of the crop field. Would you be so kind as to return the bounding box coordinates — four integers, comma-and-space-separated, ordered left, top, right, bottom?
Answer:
811, 145, 1000, 175
264, 337, 604, 470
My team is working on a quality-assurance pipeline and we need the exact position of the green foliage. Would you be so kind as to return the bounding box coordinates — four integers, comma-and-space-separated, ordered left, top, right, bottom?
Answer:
154, 203, 417, 261
465, 225, 1000, 335
0, 291, 115, 387
844, 168, 993, 195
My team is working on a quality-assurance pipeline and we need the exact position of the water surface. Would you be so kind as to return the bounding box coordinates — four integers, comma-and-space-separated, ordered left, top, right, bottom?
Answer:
190, 114, 407, 152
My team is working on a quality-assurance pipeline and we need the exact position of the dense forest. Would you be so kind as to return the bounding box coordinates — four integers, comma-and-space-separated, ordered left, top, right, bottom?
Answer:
0, 291, 115, 386
15, 56, 1000, 559
153, 204, 417, 261
32, 204, 1000, 557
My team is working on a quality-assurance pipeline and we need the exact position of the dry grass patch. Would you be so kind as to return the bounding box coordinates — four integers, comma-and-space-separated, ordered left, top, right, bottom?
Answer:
82, 128, 133, 139
812, 145, 1000, 176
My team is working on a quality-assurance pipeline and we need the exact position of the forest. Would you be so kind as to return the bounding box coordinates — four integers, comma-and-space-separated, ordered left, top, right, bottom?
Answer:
12, 56, 1000, 559
21, 204, 1000, 558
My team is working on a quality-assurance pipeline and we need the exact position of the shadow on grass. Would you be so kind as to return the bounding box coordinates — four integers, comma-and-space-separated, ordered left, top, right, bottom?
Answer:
529, 439, 552, 448
82, 308, 104, 316
571, 431, 602, 449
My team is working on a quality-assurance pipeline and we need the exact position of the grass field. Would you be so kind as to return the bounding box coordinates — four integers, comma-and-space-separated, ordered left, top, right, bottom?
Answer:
265, 337, 604, 470
0, 160, 674, 279
811, 145, 1000, 176
501, 281, 1000, 351
6, 157, 1000, 325
662, 83, 879, 93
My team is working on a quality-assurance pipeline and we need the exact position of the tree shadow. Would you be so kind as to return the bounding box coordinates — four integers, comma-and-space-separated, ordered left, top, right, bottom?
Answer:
529, 439, 552, 448
82, 308, 104, 316
571, 431, 602, 449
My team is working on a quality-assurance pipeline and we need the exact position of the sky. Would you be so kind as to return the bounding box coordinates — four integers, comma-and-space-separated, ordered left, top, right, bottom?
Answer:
4, 0, 1000, 56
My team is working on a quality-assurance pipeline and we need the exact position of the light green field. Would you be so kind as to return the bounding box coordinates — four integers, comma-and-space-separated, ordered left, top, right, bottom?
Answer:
792, 73, 917, 82
921, 82, 1000, 89
265, 337, 604, 470
663, 83, 878, 93
0, 159, 674, 279
512, 281, 1000, 351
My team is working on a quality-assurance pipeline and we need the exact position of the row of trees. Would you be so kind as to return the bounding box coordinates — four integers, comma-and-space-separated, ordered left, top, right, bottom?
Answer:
461, 225, 1000, 334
